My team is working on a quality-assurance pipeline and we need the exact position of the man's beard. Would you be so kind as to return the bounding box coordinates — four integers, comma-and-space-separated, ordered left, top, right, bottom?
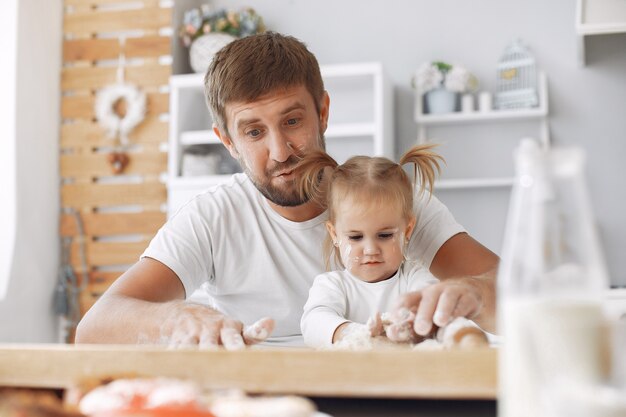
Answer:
238, 135, 325, 207
244, 154, 307, 207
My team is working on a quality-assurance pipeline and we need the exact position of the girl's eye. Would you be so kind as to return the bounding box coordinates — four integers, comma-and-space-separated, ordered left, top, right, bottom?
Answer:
378, 233, 394, 240
286, 118, 299, 126
347, 235, 363, 241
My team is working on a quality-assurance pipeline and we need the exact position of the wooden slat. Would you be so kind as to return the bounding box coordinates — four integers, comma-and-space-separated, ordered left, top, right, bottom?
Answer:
65, 0, 161, 7
61, 151, 167, 177
61, 211, 165, 236
62, 182, 166, 207
68, 270, 121, 291
64, 8, 171, 36
61, 117, 168, 148
87, 270, 122, 293
0, 345, 498, 399
61, 94, 94, 119
61, 64, 171, 91
146, 92, 170, 115
70, 239, 150, 266
62, 92, 169, 119
60, 0, 173, 324
63, 36, 171, 62
125, 36, 170, 59
76, 271, 124, 313
64, 271, 118, 315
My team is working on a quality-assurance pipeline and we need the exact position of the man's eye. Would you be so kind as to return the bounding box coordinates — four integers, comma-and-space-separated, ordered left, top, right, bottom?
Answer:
347, 235, 363, 241
378, 233, 394, 240
286, 118, 298, 126
246, 129, 262, 138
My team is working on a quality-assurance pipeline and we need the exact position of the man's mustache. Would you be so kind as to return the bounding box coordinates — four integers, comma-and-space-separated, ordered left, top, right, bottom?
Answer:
266, 154, 302, 177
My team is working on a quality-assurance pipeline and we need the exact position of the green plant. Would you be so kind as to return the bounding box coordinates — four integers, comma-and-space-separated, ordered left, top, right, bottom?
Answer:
432, 61, 453, 73
414, 61, 478, 93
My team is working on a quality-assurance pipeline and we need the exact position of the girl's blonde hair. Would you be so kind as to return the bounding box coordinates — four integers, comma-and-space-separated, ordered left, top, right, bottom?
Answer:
294, 143, 444, 269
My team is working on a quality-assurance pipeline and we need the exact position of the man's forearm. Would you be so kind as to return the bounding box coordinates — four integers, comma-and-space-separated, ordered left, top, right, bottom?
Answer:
75, 294, 184, 344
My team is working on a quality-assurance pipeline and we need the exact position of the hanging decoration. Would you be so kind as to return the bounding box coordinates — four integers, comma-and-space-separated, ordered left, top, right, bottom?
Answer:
94, 36, 146, 174
105, 152, 131, 174
494, 39, 539, 110
95, 84, 146, 144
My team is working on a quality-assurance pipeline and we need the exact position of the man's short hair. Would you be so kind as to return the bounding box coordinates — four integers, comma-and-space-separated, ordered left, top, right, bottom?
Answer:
204, 32, 325, 135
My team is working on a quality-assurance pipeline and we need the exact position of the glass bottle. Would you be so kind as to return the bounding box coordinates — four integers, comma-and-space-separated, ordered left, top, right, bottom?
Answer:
497, 139, 609, 417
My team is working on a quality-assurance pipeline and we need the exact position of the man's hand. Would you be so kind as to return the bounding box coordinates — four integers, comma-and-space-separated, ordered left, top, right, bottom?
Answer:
160, 302, 275, 350
424, 232, 499, 333
75, 258, 275, 348
393, 277, 491, 336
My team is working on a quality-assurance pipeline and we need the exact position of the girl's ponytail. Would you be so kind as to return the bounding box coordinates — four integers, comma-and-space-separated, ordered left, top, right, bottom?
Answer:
399, 143, 444, 197
294, 149, 339, 208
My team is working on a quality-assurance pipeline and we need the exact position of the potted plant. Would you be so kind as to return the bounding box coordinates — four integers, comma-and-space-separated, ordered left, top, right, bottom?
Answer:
413, 61, 478, 114
179, 5, 266, 74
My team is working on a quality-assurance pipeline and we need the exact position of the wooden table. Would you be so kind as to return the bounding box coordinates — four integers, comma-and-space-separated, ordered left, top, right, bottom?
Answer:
0, 344, 498, 416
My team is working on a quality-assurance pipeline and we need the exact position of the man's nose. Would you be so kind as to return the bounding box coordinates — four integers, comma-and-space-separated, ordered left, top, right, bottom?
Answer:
267, 130, 294, 163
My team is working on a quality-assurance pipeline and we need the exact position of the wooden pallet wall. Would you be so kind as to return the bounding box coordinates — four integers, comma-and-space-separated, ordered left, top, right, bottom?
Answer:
60, 0, 172, 325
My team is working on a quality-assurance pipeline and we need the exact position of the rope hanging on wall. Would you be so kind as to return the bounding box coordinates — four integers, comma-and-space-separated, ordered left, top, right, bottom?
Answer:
94, 36, 147, 174
55, 208, 89, 343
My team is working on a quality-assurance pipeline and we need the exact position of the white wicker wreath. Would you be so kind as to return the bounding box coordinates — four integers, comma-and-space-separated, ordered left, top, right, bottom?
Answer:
95, 83, 146, 145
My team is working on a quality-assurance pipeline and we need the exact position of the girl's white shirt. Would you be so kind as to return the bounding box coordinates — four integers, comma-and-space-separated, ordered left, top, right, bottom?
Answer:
301, 262, 439, 348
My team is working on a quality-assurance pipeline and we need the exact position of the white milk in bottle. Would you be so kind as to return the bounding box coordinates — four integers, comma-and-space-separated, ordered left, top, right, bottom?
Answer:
497, 140, 609, 417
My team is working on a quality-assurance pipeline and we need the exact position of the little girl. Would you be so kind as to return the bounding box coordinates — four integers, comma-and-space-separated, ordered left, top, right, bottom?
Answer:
295, 144, 447, 348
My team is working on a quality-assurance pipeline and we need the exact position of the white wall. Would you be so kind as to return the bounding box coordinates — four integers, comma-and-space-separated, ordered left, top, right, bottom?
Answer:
0, 0, 62, 342
193, 0, 626, 286
0, 0, 18, 300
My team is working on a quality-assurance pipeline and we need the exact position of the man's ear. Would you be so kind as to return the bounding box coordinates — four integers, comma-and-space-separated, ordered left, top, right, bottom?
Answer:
405, 216, 416, 241
319, 91, 330, 135
326, 221, 338, 245
213, 124, 239, 159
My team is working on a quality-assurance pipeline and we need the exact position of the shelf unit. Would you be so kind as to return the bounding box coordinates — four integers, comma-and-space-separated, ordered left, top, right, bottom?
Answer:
167, 62, 393, 215
414, 72, 549, 190
576, 0, 626, 65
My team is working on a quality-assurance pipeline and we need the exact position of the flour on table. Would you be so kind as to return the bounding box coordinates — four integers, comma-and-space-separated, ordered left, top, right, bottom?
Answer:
326, 316, 486, 351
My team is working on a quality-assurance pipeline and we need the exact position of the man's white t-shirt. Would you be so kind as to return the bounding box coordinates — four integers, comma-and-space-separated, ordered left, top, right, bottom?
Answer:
301, 262, 440, 348
142, 173, 464, 347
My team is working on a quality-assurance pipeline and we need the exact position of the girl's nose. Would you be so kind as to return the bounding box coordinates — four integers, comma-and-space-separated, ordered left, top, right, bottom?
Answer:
363, 239, 380, 255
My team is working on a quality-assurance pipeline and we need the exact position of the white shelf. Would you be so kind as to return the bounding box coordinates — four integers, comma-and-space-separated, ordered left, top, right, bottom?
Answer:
170, 72, 204, 88
604, 287, 626, 318
325, 122, 376, 138
415, 72, 549, 190
166, 174, 233, 216
180, 130, 220, 146
576, 21, 626, 35
416, 107, 547, 126
576, 0, 626, 65
415, 72, 548, 129
416, 72, 549, 148
436, 177, 514, 190
167, 62, 393, 215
